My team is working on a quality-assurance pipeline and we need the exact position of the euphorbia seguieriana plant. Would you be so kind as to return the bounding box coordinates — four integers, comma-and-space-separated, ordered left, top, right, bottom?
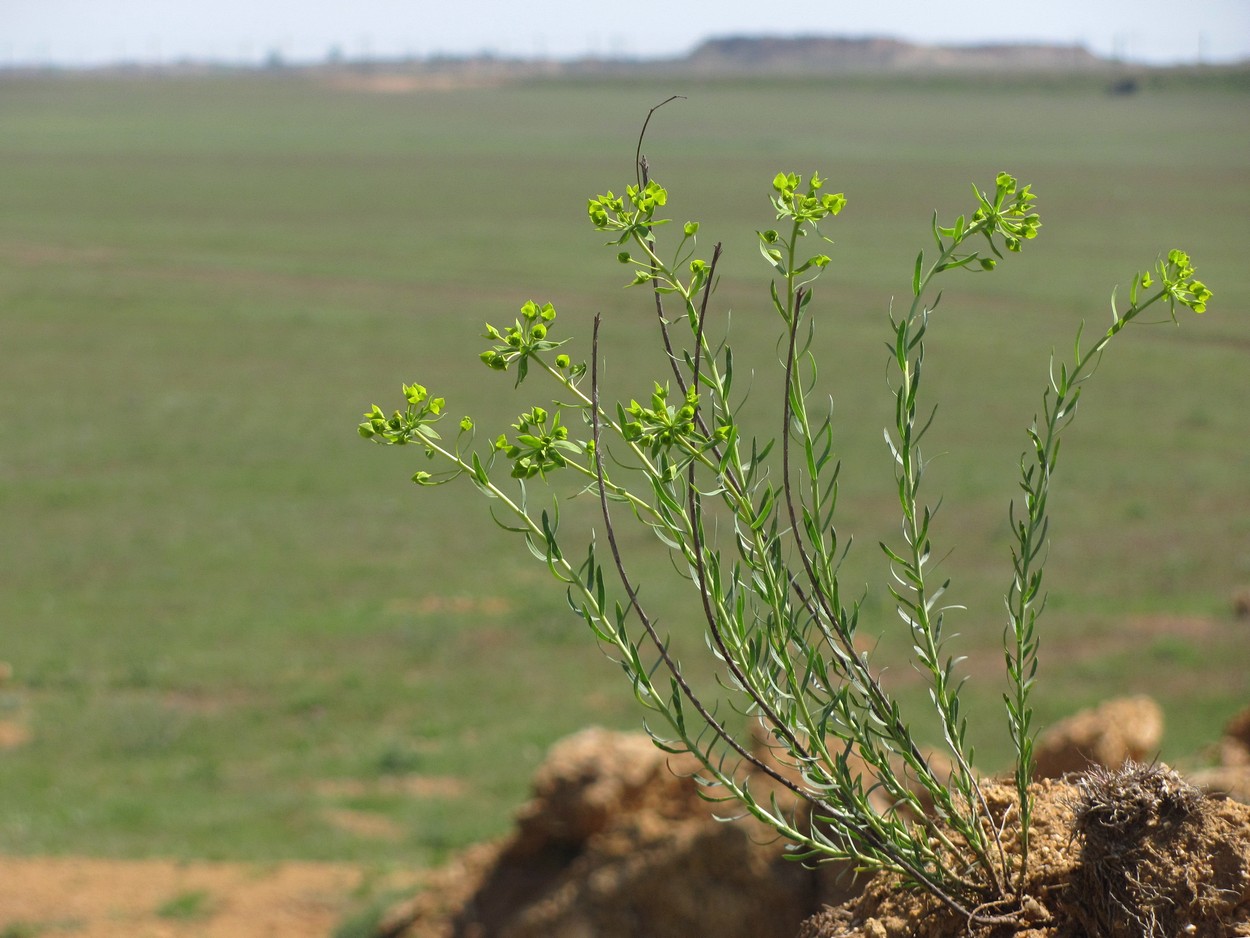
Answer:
359, 149, 1209, 922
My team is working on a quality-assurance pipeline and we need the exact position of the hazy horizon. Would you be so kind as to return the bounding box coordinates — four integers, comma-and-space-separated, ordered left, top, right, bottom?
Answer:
3, 0, 1248, 69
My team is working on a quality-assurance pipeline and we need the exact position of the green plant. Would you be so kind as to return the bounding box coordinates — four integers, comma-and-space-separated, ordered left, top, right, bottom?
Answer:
155, 888, 213, 920
333, 883, 422, 938
359, 132, 1208, 919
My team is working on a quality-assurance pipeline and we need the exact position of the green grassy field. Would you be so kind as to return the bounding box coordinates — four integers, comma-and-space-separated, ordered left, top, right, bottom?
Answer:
0, 69, 1247, 866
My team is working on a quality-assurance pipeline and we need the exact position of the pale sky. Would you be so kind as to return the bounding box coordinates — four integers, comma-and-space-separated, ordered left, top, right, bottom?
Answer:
3, 0, 1248, 67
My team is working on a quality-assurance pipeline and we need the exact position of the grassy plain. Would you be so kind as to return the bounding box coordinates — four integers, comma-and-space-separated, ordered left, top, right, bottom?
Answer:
0, 69, 1247, 866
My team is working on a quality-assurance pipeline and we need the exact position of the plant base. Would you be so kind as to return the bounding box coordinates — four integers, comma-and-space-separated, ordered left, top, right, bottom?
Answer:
798, 768, 1250, 938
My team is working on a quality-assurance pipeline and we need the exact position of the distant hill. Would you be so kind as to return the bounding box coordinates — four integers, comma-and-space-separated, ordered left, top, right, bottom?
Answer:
682, 35, 1108, 73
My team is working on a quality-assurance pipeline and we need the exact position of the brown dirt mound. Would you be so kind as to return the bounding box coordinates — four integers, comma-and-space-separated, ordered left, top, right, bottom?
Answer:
799, 765, 1250, 937
1031, 695, 1163, 779
1186, 703, 1250, 802
381, 726, 860, 938
382, 700, 1250, 938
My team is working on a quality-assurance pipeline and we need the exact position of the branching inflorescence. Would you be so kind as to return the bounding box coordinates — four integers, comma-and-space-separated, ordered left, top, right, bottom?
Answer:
359, 132, 1208, 921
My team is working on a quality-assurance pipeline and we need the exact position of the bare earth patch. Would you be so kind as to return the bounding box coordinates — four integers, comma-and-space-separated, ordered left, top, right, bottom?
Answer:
320, 71, 514, 94
0, 718, 32, 750
0, 856, 421, 938
321, 808, 409, 842
315, 774, 467, 800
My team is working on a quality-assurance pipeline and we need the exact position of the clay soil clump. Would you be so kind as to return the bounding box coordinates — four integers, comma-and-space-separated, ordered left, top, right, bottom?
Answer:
382, 727, 857, 938
382, 702, 1250, 938
800, 765, 1250, 937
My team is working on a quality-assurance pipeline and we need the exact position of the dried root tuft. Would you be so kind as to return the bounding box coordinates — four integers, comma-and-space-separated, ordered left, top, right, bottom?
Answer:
1069, 760, 1245, 938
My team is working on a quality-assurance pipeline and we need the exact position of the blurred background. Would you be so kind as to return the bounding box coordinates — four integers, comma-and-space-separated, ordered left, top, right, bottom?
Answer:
1, 0, 1247, 929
